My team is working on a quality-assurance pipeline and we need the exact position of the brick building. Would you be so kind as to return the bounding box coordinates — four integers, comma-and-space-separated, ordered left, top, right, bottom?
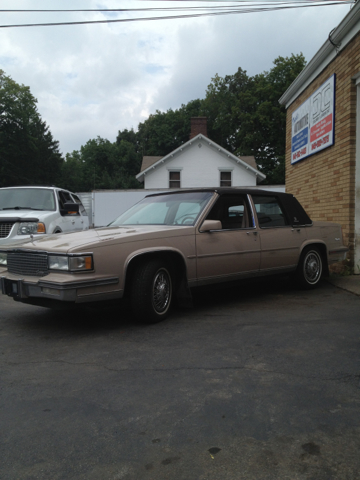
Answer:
279, 2, 360, 273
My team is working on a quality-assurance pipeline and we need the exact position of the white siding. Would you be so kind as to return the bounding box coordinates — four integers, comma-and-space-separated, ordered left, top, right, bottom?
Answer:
143, 141, 257, 189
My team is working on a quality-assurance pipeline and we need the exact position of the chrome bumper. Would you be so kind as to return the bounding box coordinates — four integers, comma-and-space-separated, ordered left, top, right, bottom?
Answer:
1, 276, 120, 303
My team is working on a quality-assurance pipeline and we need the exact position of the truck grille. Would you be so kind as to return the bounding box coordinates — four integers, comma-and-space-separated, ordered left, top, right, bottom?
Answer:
0, 222, 15, 239
7, 252, 49, 277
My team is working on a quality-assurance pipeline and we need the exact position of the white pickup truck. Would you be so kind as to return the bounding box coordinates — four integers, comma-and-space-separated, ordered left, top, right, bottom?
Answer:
0, 186, 89, 246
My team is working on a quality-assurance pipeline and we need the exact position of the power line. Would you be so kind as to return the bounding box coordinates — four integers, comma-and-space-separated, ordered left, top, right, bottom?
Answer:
0, 1, 351, 11
0, 1, 353, 28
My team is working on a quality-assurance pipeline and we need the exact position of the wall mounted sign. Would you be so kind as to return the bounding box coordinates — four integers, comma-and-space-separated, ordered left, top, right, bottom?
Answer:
291, 74, 335, 164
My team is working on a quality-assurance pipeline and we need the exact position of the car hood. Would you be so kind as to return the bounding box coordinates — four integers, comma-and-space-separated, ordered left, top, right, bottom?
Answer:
0, 209, 53, 220
1, 225, 194, 253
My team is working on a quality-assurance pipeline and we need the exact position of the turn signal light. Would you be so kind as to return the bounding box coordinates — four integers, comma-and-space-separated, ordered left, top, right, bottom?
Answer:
37, 223, 46, 234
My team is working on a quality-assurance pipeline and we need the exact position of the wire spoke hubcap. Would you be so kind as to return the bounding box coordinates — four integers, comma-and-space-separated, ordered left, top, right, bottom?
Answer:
304, 252, 321, 283
152, 269, 171, 313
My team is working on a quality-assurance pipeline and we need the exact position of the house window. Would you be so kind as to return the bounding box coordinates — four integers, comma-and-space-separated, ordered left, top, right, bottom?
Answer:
220, 171, 232, 187
169, 171, 181, 188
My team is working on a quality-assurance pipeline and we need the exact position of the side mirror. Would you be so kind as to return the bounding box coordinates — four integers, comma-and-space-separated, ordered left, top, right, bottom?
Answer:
199, 220, 222, 232
61, 202, 79, 216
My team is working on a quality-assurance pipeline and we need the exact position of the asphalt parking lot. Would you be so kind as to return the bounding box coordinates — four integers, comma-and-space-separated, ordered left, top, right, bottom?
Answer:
1, 277, 360, 480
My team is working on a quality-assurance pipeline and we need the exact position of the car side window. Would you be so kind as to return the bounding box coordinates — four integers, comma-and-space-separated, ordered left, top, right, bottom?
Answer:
71, 194, 87, 216
58, 191, 79, 215
252, 195, 289, 228
206, 195, 250, 229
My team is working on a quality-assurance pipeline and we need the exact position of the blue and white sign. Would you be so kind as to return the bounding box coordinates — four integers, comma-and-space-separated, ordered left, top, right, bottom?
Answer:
291, 74, 335, 164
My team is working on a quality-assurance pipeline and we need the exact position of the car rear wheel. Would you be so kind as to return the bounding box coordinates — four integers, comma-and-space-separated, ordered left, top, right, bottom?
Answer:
130, 260, 173, 323
296, 246, 323, 289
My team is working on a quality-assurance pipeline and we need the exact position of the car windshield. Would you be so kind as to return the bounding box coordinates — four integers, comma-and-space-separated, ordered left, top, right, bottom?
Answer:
0, 188, 56, 211
109, 191, 214, 226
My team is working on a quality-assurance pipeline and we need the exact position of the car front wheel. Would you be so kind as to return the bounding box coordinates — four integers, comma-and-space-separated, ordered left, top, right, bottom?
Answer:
296, 246, 323, 289
131, 260, 173, 323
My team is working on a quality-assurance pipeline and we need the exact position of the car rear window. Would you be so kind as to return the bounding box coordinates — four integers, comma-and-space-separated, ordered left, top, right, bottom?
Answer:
252, 195, 289, 228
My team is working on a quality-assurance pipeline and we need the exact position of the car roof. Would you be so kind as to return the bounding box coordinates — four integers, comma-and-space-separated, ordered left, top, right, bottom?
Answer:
0, 186, 72, 193
145, 187, 288, 198
0, 185, 55, 189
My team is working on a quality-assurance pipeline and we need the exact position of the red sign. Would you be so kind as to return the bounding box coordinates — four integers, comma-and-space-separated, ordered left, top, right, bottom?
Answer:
310, 113, 333, 143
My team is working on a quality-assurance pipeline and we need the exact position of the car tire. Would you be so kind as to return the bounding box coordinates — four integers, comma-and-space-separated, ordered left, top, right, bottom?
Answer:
295, 246, 323, 289
130, 260, 173, 323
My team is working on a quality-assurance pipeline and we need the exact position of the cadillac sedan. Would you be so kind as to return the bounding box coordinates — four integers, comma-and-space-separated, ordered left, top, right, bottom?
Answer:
0, 189, 348, 322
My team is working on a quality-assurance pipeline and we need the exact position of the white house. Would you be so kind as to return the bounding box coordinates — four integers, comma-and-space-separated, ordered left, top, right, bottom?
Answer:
136, 118, 266, 189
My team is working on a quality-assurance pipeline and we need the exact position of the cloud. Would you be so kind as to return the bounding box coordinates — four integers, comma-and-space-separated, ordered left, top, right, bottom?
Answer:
0, 0, 351, 154
153, 4, 351, 109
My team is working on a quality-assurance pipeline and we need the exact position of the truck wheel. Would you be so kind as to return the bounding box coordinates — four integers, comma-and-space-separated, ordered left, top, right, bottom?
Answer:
296, 246, 323, 289
131, 260, 173, 323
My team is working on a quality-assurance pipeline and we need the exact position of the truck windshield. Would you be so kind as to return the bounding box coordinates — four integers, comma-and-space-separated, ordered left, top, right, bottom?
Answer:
109, 191, 213, 226
0, 188, 56, 211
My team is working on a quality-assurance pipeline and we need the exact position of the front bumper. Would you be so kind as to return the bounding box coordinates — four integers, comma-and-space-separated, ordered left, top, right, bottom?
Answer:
1, 275, 121, 304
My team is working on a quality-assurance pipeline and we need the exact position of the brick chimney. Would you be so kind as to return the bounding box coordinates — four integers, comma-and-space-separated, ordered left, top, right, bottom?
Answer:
190, 117, 208, 139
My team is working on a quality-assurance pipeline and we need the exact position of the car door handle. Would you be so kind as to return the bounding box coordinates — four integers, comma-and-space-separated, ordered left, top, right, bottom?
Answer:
247, 231, 257, 235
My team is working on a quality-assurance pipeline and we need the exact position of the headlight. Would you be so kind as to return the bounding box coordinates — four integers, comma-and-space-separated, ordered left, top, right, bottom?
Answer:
48, 256, 69, 271
17, 222, 46, 235
0, 253, 7, 266
69, 256, 93, 271
48, 254, 93, 272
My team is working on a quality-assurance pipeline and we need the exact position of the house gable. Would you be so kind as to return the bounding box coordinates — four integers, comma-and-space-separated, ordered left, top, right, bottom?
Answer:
136, 134, 265, 188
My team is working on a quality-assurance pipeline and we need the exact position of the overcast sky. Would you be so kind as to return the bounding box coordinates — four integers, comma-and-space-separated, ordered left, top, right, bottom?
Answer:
0, 0, 352, 155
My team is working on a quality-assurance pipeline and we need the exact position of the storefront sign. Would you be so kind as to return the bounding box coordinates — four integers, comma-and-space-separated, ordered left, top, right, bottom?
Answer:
291, 74, 335, 164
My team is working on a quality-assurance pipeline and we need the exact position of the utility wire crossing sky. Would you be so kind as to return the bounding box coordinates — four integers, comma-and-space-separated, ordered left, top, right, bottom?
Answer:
0, 0, 354, 27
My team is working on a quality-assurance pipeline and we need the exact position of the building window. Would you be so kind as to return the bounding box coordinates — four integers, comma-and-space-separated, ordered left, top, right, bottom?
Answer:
220, 171, 232, 187
169, 171, 181, 188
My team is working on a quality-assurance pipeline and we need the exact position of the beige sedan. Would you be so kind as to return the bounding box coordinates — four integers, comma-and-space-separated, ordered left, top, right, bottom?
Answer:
0, 188, 348, 322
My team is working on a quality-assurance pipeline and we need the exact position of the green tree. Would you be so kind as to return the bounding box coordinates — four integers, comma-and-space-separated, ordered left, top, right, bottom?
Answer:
116, 139, 142, 187
201, 68, 250, 151
202, 54, 306, 184
116, 128, 139, 151
61, 136, 142, 191
137, 99, 203, 156
0, 70, 63, 187
60, 150, 86, 192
